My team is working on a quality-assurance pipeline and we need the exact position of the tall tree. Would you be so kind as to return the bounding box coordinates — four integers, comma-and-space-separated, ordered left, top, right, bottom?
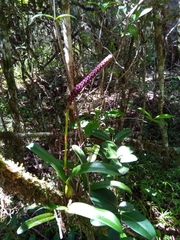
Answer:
153, 3, 169, 167
0, 1, 21, 132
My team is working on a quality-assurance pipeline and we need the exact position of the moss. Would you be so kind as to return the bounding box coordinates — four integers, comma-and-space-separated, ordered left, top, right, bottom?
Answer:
0, 155, 63, 205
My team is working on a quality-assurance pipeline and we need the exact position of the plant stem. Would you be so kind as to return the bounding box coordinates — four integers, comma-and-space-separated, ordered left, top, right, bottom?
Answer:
64, 102, 70, 171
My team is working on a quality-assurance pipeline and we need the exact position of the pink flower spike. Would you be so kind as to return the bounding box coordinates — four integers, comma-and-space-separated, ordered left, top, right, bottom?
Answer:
67, 54, 113, 104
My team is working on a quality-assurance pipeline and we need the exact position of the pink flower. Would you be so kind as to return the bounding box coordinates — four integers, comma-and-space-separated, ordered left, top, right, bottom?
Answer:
67, 54, 113, 104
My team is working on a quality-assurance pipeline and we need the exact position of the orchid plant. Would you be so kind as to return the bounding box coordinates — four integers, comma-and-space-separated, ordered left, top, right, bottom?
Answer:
17, 54, 156, 240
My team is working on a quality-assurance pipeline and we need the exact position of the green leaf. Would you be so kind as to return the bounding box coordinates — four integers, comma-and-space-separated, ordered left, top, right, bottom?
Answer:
90, 189, 117, 212
91, 129, 111, 140
119, 201, 134, 211
56, 206, 68, 211
114, 129, 132, 142
17, 213, 54, 234
138, 107, 152, 119
100, 141, 118, 159
90, 180, 132, 194
117, 146, 137, 163
55, 14, 76, 22
72, 145, 88, 190
110, 159, 130, 175
138, 8, 152, 18
67, 202, 122, 233
121, 238, 136, 240
87, 1, 99, 7
84, 120, 99, 137
29, 13, 54, 25
17, 0, 29, 4
105, 110, 125, 118
87, 144, 100, 162
118, 165, 130, 175
154, 114, 172, 119
27, 143, 66, 182
152, 119, 167, 125
127, 24, 138, 38
69, 162, 119, 178
121, 210, 156, 239
90, 219, 106, 226
72, 145, 87, 163
29, 13, 75, 25
101, 2, 120, 11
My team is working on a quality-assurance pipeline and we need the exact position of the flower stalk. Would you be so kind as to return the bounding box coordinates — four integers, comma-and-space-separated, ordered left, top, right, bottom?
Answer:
64, 54, 113, 170
67, 54, 113, 104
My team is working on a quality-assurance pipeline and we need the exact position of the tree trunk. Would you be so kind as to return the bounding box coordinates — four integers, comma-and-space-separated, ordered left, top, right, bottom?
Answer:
153, 6, 169, 168
60, 0, 75, 92
163, 0, 179, 68
0, 1, 21, 132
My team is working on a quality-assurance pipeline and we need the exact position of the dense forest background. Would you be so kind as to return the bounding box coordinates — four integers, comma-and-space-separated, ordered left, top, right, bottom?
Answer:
0, 0, 180, 239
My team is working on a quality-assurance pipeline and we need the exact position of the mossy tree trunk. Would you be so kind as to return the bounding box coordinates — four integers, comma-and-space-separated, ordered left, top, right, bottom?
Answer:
0, 156, 63, 205
0, 1, 21, 132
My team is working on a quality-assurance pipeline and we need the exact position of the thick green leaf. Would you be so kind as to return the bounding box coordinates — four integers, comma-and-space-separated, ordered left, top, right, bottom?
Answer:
138, 107, 152, 119
110, 159, 130, 175
90, 219, 106, 226
120, 154, 137, 163
117, 146, 137, 163
122, 210, 156, 239
27, 143, 66, 182
114, 129, 132, 142
90, 189, 117, 212
146, 115, 153, 121
87, 144, 100, 162
71, 145, 89, 189
90, 180, 132, 194
138, 8, 152, 18
105, 109, 125, 118
154, 114, 172, 119
84, 120, 99, 137
69, 162, 119, 178
17, 213, 54, 234
56, 206, 68, 211
91, 129, 111, 140
101, 141, 118, 159
152, 119, 167, 125
118, 146, 133, 155
67, 202, 122, 233
109, 228, 123, 240
119, 201, 134, 211
121, 238, 136, 240
118, 165, 130, 175
72, 145, 87, 163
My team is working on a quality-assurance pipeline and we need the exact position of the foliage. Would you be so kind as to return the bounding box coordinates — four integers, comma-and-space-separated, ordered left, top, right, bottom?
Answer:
17, 127, 156, 239
126, 154, 180, 237
0, 0, 180, 239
